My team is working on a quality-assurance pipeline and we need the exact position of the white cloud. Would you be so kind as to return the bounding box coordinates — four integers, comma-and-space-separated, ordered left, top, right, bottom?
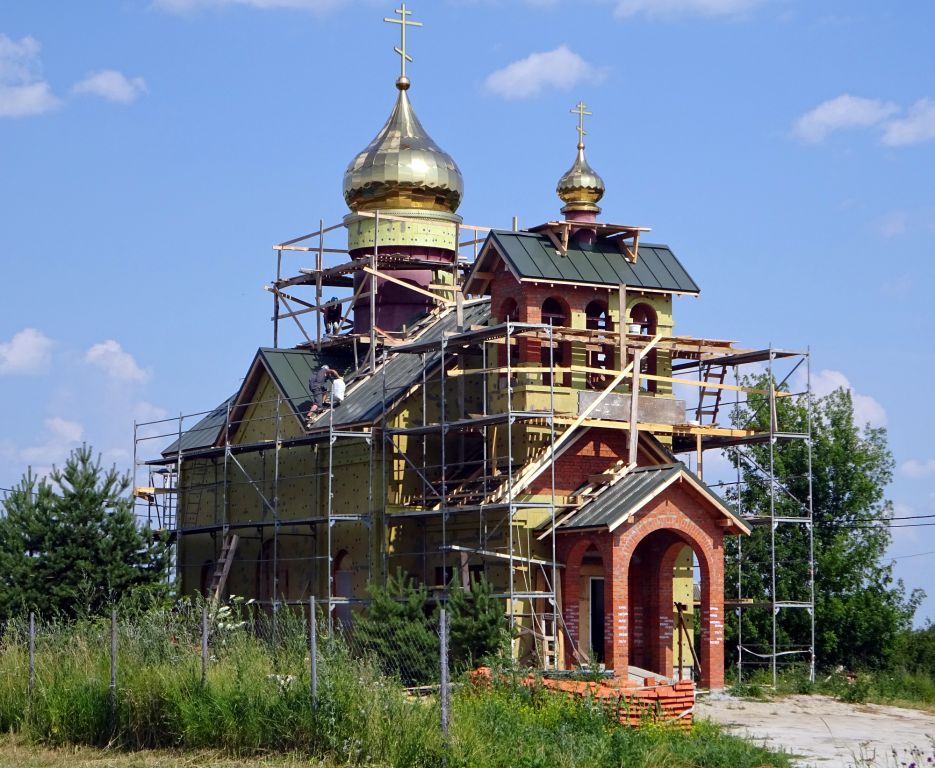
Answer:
615, 0, 763, 19
879, 210, 909, 238
19, 417, 84, 469
85, 340, 151, 383
792, 94, 898, 143
881, 98, 935, 147
808, 368, 887, 428
45, 417, 84, 443
0, 328, 54, 375
902, 459, 935, 479
484, 45, 605, 100
152, 0, 345, 11
72, 70, 147, 104
0, 34, 61, 118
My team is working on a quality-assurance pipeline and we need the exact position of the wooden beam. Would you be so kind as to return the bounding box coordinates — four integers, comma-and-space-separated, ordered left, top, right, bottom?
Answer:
361, 266, 454, 306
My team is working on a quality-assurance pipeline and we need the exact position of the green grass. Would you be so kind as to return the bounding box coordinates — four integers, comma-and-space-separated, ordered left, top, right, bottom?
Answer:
0, 605, 795, 768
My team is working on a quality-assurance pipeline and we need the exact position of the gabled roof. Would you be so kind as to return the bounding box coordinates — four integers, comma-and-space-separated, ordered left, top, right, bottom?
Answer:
465, 230, 700, 296
161, 396, 235, 457
558, 462, 749, 535
162, 300, 493, 457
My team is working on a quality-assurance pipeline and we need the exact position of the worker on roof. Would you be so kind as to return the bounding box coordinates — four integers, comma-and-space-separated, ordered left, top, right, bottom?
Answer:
325, 297, 341, 336
307, 365, 333, 423
330, 370, 346, 409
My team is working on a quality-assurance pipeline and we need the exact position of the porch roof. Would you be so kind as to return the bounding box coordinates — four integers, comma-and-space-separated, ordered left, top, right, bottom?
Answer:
557, 462, 750, 535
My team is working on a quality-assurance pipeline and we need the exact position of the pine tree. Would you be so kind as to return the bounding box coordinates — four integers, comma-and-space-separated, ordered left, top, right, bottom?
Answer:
0, 445, 169, 621
447, 577, 507, 671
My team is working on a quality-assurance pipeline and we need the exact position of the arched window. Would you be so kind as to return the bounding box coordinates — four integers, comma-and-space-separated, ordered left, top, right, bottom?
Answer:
629, 304, 658, 392
499, 298, 518, 322
629, 303, 657, 336
585, 300, 614, 389
585, 300, 612, 331
541, 297, 568, 327
540, 297, 570, 386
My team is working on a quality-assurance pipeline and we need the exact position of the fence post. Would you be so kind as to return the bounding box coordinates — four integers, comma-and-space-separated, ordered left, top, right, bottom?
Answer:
440, 607, 449, 739
28, 611, 35, 699
110, 607, 118, 726
310, 595, 318, 710
201, 606, 209, 686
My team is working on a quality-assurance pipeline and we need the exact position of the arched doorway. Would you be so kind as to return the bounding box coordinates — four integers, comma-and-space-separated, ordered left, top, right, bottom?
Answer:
627, 528, 710, 683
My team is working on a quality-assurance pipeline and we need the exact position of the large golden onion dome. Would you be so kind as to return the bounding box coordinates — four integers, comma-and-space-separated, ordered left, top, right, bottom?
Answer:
343, 82, 464, 214
557, 101, 605, 215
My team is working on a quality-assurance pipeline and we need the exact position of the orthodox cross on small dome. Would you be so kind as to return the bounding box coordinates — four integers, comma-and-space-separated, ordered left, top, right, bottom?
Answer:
571, 101, 592, 149
384, 3, 423, 88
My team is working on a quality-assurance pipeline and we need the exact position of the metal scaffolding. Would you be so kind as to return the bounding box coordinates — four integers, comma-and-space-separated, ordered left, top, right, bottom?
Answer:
673, 347, 816, 685
132, 208, 815, 676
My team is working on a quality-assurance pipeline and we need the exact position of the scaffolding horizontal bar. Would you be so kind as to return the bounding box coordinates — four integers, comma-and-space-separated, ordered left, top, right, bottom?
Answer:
743, 515, 812, 525
386, 410, 552, 436
172, 514, 369, 534
672, 348, 807, 371
443, 543, 563, 568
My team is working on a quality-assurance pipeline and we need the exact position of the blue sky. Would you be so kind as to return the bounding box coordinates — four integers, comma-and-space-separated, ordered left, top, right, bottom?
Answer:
1, 0, 934, 621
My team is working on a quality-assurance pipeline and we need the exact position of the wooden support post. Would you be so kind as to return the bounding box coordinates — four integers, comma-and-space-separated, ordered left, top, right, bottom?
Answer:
696, 433, 703, 480
628, 349, 641, 466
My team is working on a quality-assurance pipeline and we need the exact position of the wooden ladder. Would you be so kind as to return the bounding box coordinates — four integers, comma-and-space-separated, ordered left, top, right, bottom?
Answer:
695, 363, 728, 425
209, 533, 240, 602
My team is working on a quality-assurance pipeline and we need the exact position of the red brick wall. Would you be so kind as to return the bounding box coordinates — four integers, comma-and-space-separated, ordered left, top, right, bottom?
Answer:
557, 478, 727, 689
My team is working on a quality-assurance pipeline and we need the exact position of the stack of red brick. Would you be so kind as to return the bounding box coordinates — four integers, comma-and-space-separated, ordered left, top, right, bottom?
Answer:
470, 668, 695, 730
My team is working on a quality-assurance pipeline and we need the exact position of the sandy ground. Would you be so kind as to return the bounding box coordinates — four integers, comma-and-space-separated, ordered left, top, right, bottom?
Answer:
697, 693, 935, 767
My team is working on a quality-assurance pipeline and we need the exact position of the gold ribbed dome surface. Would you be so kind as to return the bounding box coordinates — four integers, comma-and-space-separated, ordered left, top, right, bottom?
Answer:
343, 88, 464, 214
557, 145, 605, 209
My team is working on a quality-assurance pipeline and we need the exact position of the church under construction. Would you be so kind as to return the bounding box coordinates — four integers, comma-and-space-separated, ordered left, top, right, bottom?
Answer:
134, 5, 815, 691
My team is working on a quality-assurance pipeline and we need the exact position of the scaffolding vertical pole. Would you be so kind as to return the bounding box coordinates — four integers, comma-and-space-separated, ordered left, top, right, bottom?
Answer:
480, 340, 488, 555
440, 338, 448, 597
548, 323, 558, 669
734, 364, 743, 683
274, 248, 282, 348
768, 346, 777, 688
327, 395, 335, 632
806, 348, 816, 682
506, 321, 515, 640
379, 351, 387, 584
175, 412, 184, 582
316, 218, 324, 351
370, 211, 379, 372
273, 393, 282, 625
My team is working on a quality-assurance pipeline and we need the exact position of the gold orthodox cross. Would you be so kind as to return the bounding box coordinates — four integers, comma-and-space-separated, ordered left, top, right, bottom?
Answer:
571, 101, 592, 148
384, 4, 423, 82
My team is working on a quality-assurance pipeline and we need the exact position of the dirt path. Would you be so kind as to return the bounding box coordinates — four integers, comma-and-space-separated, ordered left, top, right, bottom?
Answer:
697, 693, 935, 767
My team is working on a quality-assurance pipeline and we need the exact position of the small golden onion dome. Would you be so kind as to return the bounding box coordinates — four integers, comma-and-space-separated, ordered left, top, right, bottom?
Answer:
343, 85, 464, 214
557, 143, 605, 214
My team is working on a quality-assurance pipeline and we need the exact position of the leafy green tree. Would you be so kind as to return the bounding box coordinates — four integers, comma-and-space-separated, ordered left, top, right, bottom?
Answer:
354, 569, 439, 686
724, 381, 923, 670
447, 577, 507, 671
0, 445, 169, 621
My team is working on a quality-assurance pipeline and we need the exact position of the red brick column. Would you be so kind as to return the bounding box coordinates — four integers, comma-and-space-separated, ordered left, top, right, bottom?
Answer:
608, 532, 629, 674
699, 539, 725, 689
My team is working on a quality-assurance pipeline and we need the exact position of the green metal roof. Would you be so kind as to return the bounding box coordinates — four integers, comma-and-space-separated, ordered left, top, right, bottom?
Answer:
558, 462, 744, 532
259, 346, 354, 422
162, 301, 493, 456
479, 230, 700, 294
